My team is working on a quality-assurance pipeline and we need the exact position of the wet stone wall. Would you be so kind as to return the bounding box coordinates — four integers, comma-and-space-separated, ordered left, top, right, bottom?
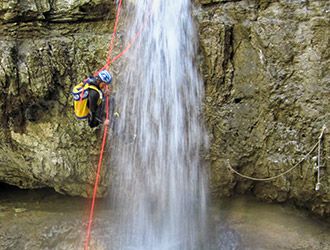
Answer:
0, 0, 119, 197
196, 0, 330, 216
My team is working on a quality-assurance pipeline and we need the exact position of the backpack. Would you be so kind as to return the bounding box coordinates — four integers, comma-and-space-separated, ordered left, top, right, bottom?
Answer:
71, 82, 103, 120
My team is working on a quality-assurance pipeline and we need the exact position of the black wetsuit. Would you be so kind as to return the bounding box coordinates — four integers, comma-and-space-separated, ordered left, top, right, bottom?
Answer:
87, 84, 104, 128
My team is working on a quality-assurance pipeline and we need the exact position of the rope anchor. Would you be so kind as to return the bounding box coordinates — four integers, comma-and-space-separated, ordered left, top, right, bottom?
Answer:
226, 125, 327, 190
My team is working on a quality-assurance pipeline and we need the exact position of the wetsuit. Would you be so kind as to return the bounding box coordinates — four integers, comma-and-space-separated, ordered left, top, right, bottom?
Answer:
87, 84, 104, 128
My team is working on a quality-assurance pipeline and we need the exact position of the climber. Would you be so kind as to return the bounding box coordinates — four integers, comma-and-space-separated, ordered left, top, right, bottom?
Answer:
72, 69, 112, 128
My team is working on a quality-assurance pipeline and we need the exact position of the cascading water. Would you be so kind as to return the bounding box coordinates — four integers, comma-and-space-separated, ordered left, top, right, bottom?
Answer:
111, 0, 208, 249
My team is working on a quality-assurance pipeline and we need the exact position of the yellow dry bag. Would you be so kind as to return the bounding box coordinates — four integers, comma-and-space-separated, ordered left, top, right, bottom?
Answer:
71, 83, 103, 120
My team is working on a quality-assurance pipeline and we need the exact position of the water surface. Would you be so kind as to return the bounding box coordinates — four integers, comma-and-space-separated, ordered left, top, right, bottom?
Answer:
1, 186, 329, 250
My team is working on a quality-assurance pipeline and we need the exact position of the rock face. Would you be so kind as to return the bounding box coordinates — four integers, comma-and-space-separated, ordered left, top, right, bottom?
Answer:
0, 0, 119, 197
196, 0, 330, 215
0, 0, 329, 216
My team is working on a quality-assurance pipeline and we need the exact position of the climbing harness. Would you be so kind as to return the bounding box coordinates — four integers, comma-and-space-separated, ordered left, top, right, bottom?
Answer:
227, 125, 327, 186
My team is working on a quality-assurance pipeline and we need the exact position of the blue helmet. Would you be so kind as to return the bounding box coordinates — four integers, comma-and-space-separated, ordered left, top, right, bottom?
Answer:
98, 70, 112, 84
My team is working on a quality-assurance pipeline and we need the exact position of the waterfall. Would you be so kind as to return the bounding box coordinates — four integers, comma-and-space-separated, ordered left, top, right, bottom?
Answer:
110, 0, 208, 249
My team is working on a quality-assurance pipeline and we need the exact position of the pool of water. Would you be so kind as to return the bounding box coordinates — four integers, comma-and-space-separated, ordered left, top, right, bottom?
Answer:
0, 185, 329, 250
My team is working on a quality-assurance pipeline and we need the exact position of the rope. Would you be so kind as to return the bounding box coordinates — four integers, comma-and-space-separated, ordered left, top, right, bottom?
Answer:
105, 0, 123, 69
92, 28, 142, 77
109, 11, 151, 64
83, 1, 123, 249
315, 125, 326, 190
109, 29, 142, 63
227, 126, 327, 182
93, 10, 150, 76
82, 4, 152, 248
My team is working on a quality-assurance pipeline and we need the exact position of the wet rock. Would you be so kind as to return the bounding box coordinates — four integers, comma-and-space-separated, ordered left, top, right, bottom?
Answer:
197, 0, 330, 215
13, 207, 27, 213
0, 0, 118, 197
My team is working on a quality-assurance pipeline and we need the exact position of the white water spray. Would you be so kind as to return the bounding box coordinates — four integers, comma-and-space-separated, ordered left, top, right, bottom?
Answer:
111, 1, 208, 249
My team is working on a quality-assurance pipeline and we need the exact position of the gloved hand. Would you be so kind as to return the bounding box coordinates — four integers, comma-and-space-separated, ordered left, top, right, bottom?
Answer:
104, 87, 111, 97
103, 119, 110, 126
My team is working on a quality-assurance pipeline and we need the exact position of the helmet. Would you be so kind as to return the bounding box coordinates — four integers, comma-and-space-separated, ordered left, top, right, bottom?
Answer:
98, 70, 112, 84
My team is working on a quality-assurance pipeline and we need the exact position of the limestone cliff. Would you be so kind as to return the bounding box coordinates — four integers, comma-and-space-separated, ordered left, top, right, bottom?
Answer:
0, 0, 329, 216
197, 0, 330, 216
0, 0, 119, 196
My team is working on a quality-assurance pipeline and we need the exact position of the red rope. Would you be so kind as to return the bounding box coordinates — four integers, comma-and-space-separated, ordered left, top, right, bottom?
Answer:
83, 0, 123, 249
92, 26, 142, 76
82, 2, 151, 249
93, 9, 150, 77
105, 0, 123, 68
110, 11, 150, 65
92, 29, 141, 77
110, 29, 142, 63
